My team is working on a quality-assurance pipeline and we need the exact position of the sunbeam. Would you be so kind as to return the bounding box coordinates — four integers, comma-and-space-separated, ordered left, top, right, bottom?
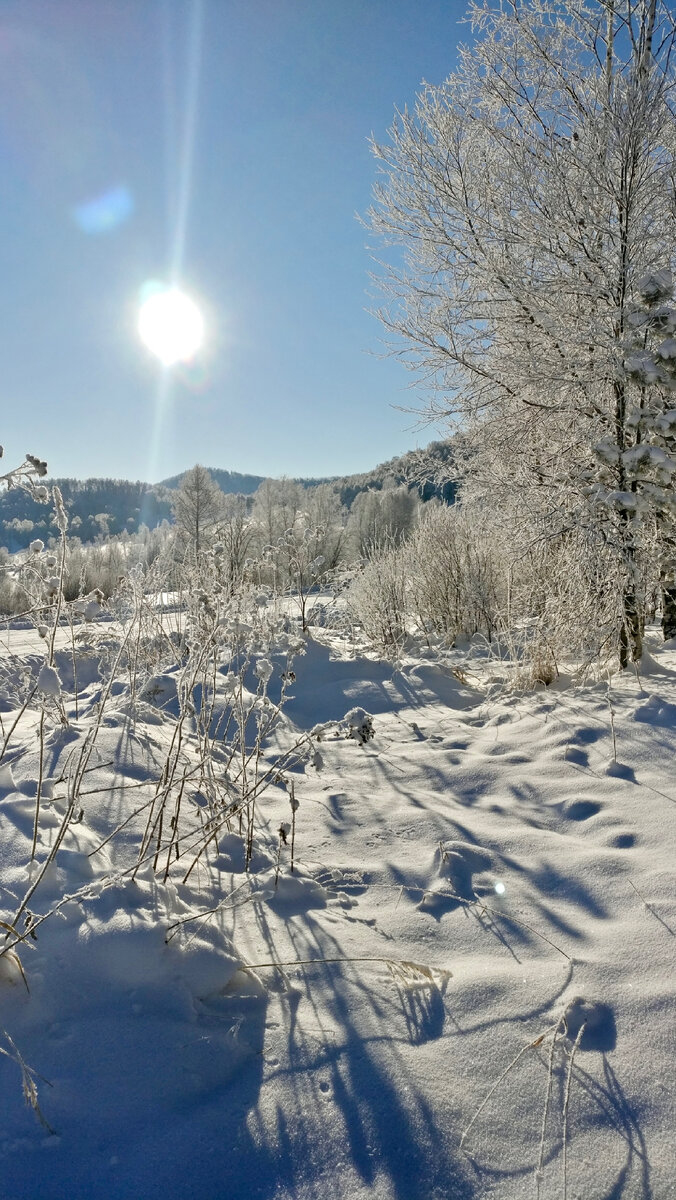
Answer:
142, 0, 205, 487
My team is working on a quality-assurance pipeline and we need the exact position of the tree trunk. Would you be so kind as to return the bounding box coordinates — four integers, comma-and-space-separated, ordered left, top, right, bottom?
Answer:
620, 590, 643, 668
661, 583, 676, 640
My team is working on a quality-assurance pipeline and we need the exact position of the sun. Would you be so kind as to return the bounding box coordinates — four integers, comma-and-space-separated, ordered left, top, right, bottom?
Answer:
138, 286, 204, 366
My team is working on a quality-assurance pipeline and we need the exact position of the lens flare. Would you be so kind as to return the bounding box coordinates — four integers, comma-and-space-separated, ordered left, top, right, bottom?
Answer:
138, 285, 204, 366
72, 185, 134, 235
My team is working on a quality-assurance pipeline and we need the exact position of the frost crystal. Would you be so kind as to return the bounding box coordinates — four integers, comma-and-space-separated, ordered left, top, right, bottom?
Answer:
222, 673, 238, 696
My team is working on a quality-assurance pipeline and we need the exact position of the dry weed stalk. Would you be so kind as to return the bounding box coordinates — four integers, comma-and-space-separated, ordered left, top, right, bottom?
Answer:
0, 1030, 53, 1133
461, 1008, 590, 1198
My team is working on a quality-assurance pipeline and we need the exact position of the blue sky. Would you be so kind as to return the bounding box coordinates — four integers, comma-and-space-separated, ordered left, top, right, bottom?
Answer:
0, 0, 466, 483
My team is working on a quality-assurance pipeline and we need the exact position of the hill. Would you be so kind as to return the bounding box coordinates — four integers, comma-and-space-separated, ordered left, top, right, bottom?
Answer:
159, 468, 267, 495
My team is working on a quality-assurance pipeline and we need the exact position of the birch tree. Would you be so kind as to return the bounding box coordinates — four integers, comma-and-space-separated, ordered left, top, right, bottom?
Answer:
368, 0, 676, 665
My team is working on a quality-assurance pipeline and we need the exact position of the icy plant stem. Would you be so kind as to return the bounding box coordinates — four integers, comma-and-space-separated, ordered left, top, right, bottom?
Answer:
290, 785, 297, 874
11, 775, 79, 931
460, 1024, 559, 1153
161, 769, 188, 880
562, 1023, 585, 1200
606, 677, 617, 763
30, 711, 45, 862
46, 527, 67, 668
0, 682, 39, 764
0, 1029, 54, 1133
535, 1018, 561, 1198
138, 715, 184, 867
88, 770, 202, 860
242, 954, 450, 976
67, 607, 79, 720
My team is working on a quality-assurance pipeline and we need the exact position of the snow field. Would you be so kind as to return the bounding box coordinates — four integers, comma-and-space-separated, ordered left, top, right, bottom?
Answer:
0, 627, 674, 1199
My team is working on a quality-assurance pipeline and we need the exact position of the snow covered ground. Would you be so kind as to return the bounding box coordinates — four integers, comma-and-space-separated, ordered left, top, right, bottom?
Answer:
0, 624, 674, 1200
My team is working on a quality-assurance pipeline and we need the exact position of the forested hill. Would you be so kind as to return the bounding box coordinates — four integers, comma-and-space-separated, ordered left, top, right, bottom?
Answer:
0, 440, 455, 552
332, 440, 456, 507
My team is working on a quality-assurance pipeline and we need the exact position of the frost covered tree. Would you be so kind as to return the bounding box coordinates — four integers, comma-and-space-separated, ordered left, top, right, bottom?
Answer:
304, 484, 348, 570
216, 494, 255, 595
369, 0, 676, 665
172, 465, 224, 560
252, 478, 305, 552
347, 485, 418, 555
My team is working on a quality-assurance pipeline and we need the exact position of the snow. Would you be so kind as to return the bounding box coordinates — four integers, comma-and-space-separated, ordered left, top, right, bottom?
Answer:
36, 664, 61, 698
0, 628, 675, 1199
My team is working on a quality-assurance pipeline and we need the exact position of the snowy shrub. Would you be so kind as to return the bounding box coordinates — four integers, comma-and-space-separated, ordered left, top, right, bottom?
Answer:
346, 542, 409, 655
406, 503, 500, 644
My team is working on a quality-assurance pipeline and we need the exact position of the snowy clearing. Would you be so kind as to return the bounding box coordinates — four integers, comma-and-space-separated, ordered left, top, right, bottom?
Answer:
0, 626, 674, 1200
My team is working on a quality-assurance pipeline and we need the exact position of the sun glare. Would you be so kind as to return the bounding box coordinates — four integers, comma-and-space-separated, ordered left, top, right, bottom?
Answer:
138, 286, 204, 366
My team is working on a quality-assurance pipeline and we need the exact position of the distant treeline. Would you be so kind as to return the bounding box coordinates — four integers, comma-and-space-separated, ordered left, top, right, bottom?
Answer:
0, 442, 456, 552
0, 478, 174, 552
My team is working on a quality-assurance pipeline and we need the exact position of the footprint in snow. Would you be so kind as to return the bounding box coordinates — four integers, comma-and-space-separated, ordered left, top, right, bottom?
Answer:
562, 996, 617, 1052
483, 746, 532, 763
565, 746, 589, 767
435, 840, 493, 896
603, 759, 637, 781
609, 831, 636, 848
563, 798, 602, 821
